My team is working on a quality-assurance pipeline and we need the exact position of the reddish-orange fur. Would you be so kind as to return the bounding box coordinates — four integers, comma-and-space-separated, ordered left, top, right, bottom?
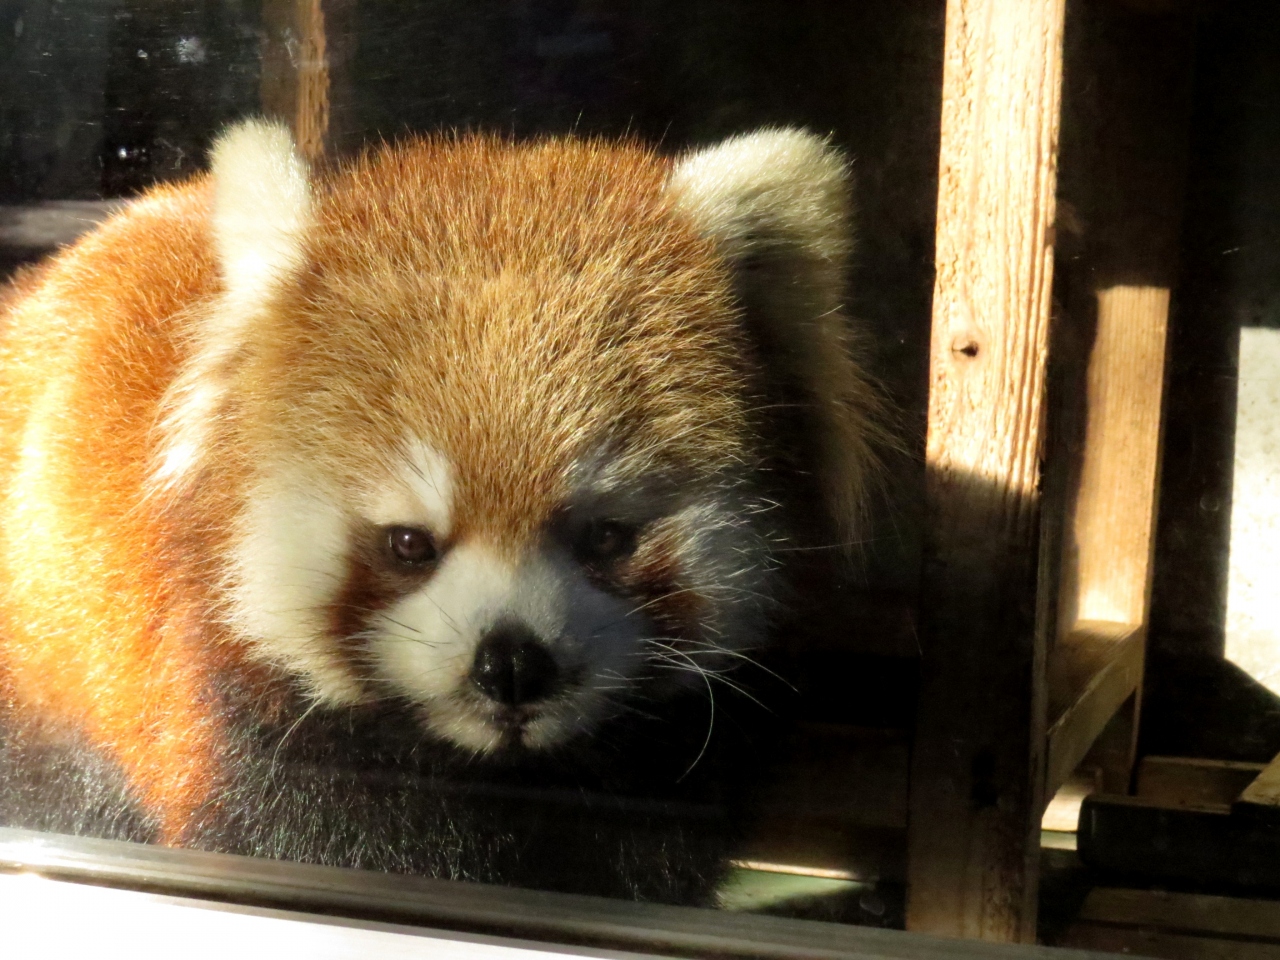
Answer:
0, 136, 752, 842
0, 183, 232, 837
244, 137, 747, 551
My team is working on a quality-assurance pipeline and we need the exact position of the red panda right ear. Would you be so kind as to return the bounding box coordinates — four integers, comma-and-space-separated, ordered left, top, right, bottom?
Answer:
668, 130, 880, 551
210, 119, 311, 313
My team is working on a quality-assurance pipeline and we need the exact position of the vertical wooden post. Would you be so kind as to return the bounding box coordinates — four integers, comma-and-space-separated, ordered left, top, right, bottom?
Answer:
1045, 0, 1195, 799
906, 0, 1066, 942
261, 0, 339, 160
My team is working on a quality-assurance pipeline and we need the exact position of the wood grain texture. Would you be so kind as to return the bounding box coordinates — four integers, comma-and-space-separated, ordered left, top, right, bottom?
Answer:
1059, 286, 1170, 629
906, 0, 1066, 942
260, 0, 332, 160
1064, 884, 1280, 959
1045, 0, 1194, 815
1236, 751, 1280, 810
1137, 755, 1265, 809
1045, 621, 1144, 795
1078, 886, 1280, 941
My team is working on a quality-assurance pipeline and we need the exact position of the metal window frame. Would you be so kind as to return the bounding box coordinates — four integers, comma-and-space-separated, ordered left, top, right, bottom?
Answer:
0, 828, 1109, 960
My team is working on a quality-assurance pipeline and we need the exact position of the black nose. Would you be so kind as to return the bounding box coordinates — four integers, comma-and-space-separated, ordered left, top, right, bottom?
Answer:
469, 623, 560, 706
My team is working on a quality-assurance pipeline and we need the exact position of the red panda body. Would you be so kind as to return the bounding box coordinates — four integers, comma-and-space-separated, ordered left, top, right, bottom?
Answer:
0, 123, 876, 897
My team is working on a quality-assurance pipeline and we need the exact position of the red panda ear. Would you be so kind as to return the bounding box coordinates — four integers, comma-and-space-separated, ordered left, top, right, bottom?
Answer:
210, 119, 311, 311
669, 129, 878, 549
667, 127, 852, 270
150, 122, 312, 494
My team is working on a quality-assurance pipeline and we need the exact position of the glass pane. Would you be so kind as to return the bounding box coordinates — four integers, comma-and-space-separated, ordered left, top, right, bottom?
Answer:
5, 1, 1280, 956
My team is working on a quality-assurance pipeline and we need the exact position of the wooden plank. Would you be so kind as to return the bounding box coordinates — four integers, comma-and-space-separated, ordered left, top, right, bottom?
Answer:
1040, 771, 1099, 833
1137, 756, 1265, 809
1047, 621, 1142, 719
1237, 752, 1280, 810
1040, 0, 1194, 808
1062, 922, 1280, 960
905, 0, 1066, 943
1044, 621, 1143, 796
734, 823, 906, 885
1057, 286, 1170, 629
1078, 793, 1280, 889
260, 0, 352, 160
1078, 887, 1280, 941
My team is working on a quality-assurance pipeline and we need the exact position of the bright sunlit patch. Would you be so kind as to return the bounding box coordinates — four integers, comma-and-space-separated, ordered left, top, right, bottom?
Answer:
1070, 285, 1170, 626
0, 873, 639, 960
1226, 326, 1280, 694
715, 866, 866, 913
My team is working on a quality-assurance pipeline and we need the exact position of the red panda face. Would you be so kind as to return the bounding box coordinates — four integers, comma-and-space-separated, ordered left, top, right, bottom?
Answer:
158, 122, 872, 756
228, 438, 777, 753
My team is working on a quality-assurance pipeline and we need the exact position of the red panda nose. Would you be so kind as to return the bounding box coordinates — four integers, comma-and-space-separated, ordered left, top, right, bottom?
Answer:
470, 624, 560, 706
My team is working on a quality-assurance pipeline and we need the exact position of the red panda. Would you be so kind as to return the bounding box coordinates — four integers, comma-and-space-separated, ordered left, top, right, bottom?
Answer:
0, 121, 877, 894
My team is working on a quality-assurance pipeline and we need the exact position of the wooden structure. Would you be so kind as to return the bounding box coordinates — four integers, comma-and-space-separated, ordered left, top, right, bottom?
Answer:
260, 0, 353, 160
1062, 885, 1280, 958
1077, 751, 1280, 894
905, 0, 1066, 941
907, 0, 1193, 943
247, 0, 1204, 946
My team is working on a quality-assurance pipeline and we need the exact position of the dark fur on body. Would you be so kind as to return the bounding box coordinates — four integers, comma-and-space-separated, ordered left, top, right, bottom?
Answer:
0, 661, 775, 902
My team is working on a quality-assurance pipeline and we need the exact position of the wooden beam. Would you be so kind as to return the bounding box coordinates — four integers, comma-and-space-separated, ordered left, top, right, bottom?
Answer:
1040, 770, 1100, 832
1058, 287, 1171, 630
1044, 621, 1143, 797
261, 0, 346, 160
1137, 755, 1265, 809
1078, 793, 1280, 888
1235, 751, 1280, 814
1042, 0, 1194, 806
906, 0, 1066, 942
1076, 887, 1280, 941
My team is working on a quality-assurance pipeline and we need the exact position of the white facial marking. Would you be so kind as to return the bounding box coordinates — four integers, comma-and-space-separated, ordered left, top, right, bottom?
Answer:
368, 542, 643, 754
225, 455, 776, 756
228, 468, 363, 704
364, 442, 454, 538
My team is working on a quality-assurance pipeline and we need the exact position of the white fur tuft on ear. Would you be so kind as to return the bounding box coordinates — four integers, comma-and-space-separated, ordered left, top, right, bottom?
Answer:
669, 129, 878, 546
150, 121, 311, 494
211, 118, 311, 306
668, 128, 850, 264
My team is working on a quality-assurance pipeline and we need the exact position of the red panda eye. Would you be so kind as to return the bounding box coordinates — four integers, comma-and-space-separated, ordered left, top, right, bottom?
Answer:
578, 519, 638, 564
386, 526, 436, 566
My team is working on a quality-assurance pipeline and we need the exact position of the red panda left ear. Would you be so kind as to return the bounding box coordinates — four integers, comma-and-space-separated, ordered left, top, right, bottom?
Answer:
668, 129, 880, 548
150, 121, 312, 494
210, 119, 312, 311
